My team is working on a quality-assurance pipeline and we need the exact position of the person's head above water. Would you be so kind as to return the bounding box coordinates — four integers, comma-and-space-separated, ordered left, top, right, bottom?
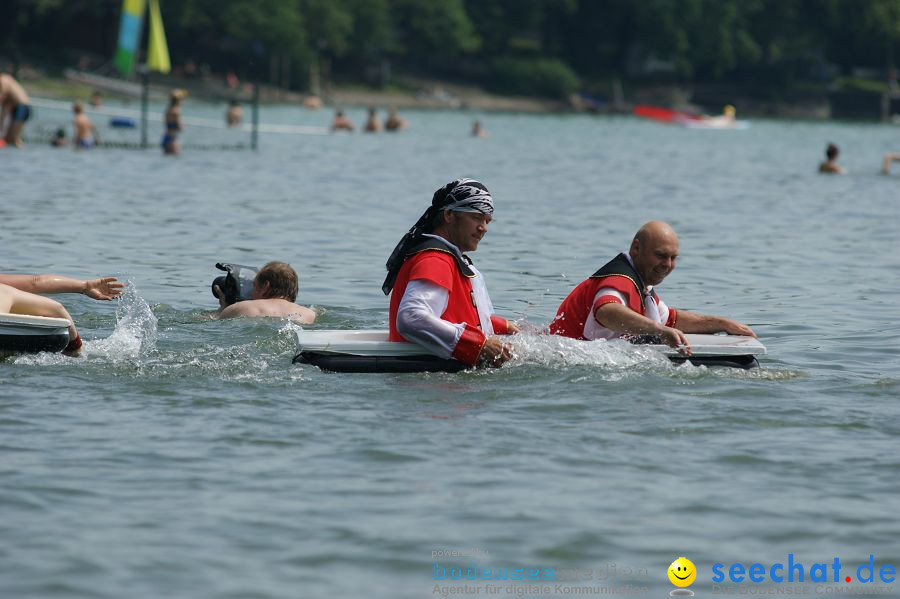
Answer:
428, 179, 493, 226
72, 102, 83, 114
826, 143, 839, 160
169, 89, 186, 105
429, 179, 494, 253
629, 220, 679, 288
382, 178, 494, 294
252, 261, 298, 302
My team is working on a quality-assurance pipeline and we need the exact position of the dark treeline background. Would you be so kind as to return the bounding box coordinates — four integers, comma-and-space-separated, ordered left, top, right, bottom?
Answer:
3, 0, 900, 98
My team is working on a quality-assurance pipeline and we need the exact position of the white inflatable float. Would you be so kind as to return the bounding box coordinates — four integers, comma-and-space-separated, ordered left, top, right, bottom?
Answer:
683, 118, 750, 130
0, 313, 71, 355
293, 330, 767, 373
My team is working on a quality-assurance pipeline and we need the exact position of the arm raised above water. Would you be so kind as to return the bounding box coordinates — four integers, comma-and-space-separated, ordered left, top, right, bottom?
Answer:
0, 274, 123, 300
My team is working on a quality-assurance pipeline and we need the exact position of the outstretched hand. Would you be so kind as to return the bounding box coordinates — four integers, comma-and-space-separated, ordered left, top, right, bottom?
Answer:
478, 336, 512, 367
84, 277, 124, 300
660, 326, 692, 356
720, 319, 756, 337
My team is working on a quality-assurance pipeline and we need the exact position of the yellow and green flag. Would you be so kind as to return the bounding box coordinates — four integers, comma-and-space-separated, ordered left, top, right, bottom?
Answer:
146, 0, 170, 74
113, 0, 170, 76
113, 0, 147, 76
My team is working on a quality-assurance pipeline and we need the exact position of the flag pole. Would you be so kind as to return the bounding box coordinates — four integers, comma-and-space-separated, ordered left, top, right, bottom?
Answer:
252, 82, 259, 150
140, 65, 149, 149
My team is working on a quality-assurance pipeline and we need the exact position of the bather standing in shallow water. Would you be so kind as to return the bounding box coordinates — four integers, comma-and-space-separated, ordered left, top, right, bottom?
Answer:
162, 89, 185, 154
0, 72, 31, 147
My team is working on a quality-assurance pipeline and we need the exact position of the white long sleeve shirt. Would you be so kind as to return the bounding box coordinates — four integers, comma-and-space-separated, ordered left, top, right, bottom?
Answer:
395, 235, 495, 358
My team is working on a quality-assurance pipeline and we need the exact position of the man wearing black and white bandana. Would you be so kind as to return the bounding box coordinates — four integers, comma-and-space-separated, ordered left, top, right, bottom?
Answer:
383, 178, 518, 367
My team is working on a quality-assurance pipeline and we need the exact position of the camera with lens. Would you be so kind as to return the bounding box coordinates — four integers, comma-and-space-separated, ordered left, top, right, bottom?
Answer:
211, 262, 259, 305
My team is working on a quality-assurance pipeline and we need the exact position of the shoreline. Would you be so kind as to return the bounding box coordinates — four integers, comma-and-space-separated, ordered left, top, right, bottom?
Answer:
23, 71, 572, 114
19, 69, 893, 121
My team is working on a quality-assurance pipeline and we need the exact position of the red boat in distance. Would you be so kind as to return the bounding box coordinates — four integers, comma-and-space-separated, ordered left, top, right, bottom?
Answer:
633, 104, 700, 124
633, 104, 749, 129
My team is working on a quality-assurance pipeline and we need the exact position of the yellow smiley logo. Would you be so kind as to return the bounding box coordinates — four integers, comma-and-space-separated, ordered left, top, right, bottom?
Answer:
668, 557, 697, 587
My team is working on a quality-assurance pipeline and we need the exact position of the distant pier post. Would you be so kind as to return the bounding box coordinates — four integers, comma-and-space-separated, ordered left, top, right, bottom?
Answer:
252, 82, 259, 150
140, 67, 149, 149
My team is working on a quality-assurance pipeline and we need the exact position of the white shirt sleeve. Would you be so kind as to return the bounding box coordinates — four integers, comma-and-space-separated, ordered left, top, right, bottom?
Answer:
583, 287, 627, 340
396, 279, 464, 358
656, 297, 670, 326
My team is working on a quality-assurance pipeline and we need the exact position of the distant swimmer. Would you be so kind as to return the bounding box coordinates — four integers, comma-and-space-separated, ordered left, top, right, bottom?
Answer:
0, 72, 31, 147
90, 90, 102, 108
471, 120, 487, 138
700, 104, 736, 127
384, 106, 408, 131
819, 143, 845, 174
330, 109, 354, 132
72, 102, 98, 148
215, 261, 316, 323
383, 178, 519, 368
0, 284, 83, 356
882, 152, 900, 175
225, 99, 242, 127
303, 95, 323, 109
0, 273, 124, 300
162, 89, 185, 154
51, 128, 68, 147
550, 221, 755, 355
364, 107, 381, 133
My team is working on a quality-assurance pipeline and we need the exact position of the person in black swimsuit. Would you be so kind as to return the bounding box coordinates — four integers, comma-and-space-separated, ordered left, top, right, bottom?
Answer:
162, 89, 185, 154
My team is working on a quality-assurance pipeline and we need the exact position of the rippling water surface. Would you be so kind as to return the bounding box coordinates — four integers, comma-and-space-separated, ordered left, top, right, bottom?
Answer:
2, 100, 899, 598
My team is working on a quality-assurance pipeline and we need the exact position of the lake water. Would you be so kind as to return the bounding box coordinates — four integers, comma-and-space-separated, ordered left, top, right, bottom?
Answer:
2, 100, 899, 599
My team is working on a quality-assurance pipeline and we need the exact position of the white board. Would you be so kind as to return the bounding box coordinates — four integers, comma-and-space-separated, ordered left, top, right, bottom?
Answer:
295, 329, 766, 358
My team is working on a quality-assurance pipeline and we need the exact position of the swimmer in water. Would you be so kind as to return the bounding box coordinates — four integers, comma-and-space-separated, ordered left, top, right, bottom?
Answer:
215, 261, 316, 323
819, 143, 845, 174
73, 102, 98, 149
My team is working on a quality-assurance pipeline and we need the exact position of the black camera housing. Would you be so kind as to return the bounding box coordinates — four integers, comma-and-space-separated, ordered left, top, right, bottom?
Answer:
212, 262, 259, 305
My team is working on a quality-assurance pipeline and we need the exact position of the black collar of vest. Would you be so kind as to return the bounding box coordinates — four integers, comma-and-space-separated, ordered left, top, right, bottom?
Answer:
405, 236, 475, 277
590, 252, 656, 299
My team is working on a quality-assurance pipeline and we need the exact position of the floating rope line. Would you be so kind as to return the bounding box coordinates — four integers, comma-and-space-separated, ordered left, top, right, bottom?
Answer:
24, 133, 250, 151
29, 97, 329, 136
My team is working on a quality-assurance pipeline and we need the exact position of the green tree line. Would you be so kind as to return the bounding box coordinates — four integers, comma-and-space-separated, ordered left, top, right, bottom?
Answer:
3, 0, 900, 98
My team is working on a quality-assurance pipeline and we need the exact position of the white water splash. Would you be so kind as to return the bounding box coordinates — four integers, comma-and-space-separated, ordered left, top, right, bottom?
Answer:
12, 282, 156, 366
278, 318, 304, 337
506, 332, 676, 370
83, 281, 157, 361
503, 332, 798, 380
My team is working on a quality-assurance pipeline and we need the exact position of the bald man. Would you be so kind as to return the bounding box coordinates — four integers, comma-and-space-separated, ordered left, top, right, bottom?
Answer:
549, 221, 754, 354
